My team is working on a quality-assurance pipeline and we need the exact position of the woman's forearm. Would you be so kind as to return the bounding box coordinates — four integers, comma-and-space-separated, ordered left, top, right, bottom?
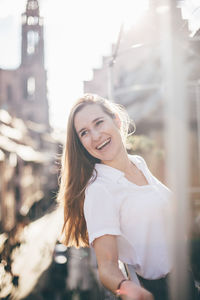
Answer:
98, 262, 154, 300
98, 261, 125, 294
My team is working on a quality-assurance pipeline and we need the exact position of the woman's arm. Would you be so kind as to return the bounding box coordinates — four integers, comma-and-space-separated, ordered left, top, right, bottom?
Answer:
93, 234, 154, 300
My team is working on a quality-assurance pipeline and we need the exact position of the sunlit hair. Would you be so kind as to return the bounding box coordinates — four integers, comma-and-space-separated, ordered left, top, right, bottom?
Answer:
57, 93, 135, 247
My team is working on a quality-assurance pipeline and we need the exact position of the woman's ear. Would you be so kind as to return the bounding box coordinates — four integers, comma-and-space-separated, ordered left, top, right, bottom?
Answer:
113, 114, 121, 129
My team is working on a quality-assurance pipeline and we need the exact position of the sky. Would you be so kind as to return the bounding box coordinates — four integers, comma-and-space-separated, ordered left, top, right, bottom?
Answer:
0, 0, 200, 129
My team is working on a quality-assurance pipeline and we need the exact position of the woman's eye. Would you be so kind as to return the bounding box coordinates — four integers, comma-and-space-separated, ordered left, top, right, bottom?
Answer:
96, 120, 103, 126
80, 130, 87, 137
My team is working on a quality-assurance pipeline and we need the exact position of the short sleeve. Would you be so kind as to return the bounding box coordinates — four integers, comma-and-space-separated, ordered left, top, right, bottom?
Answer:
84, 182, 121, 245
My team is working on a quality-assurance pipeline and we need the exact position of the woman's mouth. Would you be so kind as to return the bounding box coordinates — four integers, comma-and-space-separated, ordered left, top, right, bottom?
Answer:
96, 138, 111, 150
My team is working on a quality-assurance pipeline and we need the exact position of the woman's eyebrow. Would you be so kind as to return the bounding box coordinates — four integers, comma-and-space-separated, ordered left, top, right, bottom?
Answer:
78, 117, 104, 134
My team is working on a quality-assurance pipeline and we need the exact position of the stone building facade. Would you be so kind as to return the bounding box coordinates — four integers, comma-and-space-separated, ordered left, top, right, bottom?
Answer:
0, 0, 49, 129
0, 0, 62, 232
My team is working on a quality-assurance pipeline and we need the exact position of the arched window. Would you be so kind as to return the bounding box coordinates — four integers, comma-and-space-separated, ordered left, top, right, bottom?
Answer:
27, 16, 39, 25
27, 77, 35, 97
27, 30, 39, 54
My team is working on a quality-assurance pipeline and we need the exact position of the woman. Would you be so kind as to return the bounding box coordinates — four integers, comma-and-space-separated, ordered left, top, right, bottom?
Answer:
57, 93, 192, 300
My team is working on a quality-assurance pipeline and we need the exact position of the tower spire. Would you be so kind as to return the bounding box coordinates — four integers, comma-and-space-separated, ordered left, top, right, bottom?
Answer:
21, 0, 44, 66
20, 0, 50, 129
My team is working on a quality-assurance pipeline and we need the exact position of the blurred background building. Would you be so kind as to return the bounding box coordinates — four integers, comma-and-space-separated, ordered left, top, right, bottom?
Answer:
0, 1, 65, 298
0, 0, 61, 234
0, 0, 49, 127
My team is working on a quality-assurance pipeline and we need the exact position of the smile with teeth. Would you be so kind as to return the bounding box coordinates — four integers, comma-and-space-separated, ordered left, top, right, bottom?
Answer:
96, 138, 111, 150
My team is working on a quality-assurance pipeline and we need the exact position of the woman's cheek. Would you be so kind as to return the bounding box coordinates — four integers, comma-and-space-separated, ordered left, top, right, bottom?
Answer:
83, 138, 91, 152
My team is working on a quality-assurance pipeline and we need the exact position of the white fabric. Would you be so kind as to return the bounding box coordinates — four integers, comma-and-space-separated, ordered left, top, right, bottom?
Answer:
84, 155, 173, 280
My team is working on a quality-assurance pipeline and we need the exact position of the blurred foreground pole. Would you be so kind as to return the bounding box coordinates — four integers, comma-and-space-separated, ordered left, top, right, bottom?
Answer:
158, 1, 190, 300
195, 85, 200, 177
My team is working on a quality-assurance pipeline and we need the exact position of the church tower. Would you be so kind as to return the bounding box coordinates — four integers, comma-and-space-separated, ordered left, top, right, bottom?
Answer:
20, 0, 50, 129
21, 0, 44, 66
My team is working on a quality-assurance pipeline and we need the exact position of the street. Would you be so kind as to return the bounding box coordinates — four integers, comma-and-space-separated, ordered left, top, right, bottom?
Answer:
9, 206, 63, 299
0, 206, 114, 300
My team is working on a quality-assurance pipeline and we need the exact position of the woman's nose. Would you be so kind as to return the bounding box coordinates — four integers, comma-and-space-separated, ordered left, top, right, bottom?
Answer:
91, 129, 101, 141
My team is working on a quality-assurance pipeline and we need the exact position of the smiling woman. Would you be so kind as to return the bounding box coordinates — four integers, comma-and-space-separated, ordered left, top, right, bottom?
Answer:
58, 94, 132, 248
74, 104, 123, 164
56, 93, 199, 300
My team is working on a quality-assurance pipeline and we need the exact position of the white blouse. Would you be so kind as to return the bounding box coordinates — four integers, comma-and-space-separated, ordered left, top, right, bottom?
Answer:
84, 155, 173, 280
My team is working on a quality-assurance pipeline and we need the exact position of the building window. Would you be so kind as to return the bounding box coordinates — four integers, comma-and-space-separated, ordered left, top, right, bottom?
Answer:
27, 77, 35, 97
27, 30, 39, 54
27, 16, 39, 25
28, 1, 38, 10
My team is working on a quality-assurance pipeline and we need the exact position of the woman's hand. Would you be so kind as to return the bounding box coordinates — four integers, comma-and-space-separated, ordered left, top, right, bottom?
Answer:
119, 280, 154, 300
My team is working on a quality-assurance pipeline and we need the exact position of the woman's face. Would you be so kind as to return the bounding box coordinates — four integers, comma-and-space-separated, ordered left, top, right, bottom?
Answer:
74, 104, 124, 164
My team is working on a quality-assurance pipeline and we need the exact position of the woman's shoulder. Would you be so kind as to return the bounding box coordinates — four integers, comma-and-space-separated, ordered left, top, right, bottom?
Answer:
84, 179, 117, 214
86, 179, 104, 192
85, 178, 110, 199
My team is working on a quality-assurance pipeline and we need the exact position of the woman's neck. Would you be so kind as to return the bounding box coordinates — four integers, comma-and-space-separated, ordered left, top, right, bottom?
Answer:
101, 147, 132, 174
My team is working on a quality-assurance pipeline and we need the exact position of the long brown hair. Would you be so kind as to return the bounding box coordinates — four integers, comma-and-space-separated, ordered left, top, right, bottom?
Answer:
57, 94, 133, 247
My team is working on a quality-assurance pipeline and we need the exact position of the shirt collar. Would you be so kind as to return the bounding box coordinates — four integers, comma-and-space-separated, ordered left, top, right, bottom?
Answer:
93, 154, 142, 183
94, 163, 124, 182
128, 154, 142, 167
